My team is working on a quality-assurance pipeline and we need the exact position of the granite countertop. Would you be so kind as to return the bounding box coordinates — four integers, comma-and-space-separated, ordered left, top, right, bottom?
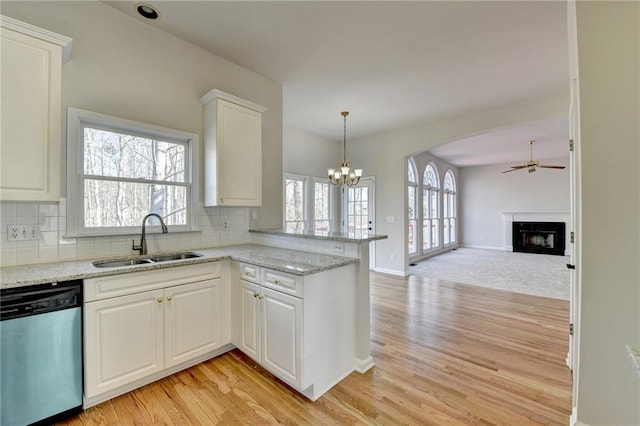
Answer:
250, 228, 388, 243
0, 244, 359, 289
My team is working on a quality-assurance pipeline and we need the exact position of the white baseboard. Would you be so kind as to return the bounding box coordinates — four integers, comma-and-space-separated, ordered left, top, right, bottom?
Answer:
570, 407, 591, 426
372, 267, 406, 277
354, 356, 375, 373
460, 244, 505, 251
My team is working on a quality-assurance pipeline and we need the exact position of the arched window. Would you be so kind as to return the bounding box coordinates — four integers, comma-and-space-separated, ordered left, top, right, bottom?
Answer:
423, 163, 440, 251
407, 159, 418, 256
443, 170, 457, 245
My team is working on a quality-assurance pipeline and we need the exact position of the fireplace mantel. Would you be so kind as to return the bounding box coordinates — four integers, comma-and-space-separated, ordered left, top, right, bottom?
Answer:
502, 211, 571, 255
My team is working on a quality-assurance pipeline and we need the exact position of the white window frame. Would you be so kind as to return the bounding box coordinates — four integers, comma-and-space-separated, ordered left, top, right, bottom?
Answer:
407, 158, 419, 257
422, 162, 440, 253
66, 107, 199, 237
443, 170, 457, 246
283, 173, 308, 232
312, 177, 333, 233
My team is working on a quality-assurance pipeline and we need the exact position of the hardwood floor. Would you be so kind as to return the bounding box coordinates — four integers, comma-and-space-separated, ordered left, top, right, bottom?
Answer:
61, 273, 572, 425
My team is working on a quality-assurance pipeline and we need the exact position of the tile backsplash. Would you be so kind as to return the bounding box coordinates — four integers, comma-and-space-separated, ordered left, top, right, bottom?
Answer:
0, 198, 250, 267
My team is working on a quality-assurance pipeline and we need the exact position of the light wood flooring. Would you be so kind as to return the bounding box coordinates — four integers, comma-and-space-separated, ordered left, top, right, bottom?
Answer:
61, 273, 572, 425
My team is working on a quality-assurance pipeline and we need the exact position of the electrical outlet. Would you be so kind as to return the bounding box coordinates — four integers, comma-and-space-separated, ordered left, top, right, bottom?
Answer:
390, 253, 395, 261
222, 220, 229, 231
7, 225, 40, 241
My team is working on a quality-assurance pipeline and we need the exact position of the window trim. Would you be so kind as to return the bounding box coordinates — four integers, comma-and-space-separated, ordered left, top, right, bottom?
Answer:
443, 169, 457, 246
407, 158, 419, 257
422, 162, 440, 253
66, 107, 200, 237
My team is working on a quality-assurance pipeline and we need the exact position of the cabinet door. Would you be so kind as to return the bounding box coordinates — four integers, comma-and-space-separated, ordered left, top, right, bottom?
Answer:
238, 279, 261, 362
84, 289, 164, 399
164, 279, 221, 368
0, 27, 62, 201
217, 99, 262, 206
261, 287, 303, 388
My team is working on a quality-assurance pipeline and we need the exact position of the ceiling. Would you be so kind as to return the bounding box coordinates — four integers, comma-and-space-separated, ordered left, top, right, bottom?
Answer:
105, 1, 570, 167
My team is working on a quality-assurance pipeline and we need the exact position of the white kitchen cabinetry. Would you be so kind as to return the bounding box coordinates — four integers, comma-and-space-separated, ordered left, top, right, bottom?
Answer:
164, 279, 221, 368
0, 16, 72, 202
200, 89, 266, 207
83, 262, 231, 407
232, 262, 356, 401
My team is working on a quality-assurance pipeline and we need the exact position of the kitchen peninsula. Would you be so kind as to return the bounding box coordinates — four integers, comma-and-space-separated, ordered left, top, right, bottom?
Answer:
249, 228, 387, 372
0, 238, 387, 405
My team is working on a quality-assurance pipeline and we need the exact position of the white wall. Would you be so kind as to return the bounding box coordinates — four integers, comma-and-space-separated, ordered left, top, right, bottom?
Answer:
349, 93, 569, 275
0, 1, 283, 266
460, 158, 569, 250
575, 2, 640, 424
1, 1, 283, 229
284, 126, 341, 178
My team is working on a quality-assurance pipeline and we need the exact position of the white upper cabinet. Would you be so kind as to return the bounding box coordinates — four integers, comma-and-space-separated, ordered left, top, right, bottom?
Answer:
0, 15, 72, 202
200, 89, 266, 207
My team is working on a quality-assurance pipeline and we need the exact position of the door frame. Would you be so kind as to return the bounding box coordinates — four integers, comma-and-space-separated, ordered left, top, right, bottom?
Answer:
342, 176, 376, 269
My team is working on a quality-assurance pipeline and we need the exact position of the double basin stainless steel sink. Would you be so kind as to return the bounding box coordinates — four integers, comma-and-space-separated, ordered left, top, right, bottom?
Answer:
92, 252, 202, 268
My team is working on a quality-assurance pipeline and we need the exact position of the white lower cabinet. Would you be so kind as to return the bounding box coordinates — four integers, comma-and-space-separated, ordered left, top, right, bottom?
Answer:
84, 288, 165, 398
239, 280, 261, 362
164, 279, 221, 368
261, 286, 304, 387
233, 262, 356, 401
240, 280, 304, 388
83, 262, 230, 407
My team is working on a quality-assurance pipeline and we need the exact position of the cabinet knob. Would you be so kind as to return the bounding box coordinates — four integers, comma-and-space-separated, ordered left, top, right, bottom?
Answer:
167, 296, 172, 301
253, 293, 259, 298
274, 279, 281, 284
157, 297, 163, 303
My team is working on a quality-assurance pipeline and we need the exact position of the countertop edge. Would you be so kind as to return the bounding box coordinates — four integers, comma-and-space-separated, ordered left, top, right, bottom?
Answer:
249, 228, 388, 243
1, 245, 360, 289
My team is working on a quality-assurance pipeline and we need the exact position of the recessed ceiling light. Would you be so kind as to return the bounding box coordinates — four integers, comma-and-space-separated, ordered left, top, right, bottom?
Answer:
135, 3, 159, 20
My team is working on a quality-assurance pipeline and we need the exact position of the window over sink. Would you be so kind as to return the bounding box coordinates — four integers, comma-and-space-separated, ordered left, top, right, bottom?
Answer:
66, 108, 199, 236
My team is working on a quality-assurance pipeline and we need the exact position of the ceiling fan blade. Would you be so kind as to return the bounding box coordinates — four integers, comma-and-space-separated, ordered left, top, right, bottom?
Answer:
502, 166, 527, 173
539, 165, 566, 170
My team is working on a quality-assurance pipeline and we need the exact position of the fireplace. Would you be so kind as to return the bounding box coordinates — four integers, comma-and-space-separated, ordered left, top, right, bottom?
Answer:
512, 221, 566, 256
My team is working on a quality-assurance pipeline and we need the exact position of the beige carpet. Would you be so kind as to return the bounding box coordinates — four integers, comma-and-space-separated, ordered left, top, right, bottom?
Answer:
409, 247, 570, 300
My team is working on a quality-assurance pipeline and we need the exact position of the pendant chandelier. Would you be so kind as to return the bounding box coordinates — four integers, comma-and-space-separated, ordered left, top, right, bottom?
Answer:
328, 111, 363, 187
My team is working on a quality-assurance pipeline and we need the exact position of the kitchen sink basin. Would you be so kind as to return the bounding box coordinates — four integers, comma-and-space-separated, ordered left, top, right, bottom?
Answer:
93, 258, 153, 268
92, 252, 203, 268
148, 252, 202, 262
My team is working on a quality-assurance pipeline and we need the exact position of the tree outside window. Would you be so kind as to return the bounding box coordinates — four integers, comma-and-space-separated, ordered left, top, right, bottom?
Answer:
284, 175, 307, 232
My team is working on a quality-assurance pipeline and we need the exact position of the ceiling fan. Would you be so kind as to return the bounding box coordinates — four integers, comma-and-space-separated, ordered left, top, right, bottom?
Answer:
502, 140, 566, 174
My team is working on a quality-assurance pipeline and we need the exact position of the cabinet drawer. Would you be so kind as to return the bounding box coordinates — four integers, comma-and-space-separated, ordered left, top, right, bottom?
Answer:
238, 263, 260, 283
85, 262, 221, 302
262, 269, 303, 298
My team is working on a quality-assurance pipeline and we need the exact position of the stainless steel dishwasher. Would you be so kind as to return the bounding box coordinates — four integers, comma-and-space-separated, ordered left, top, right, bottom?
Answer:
1, 280, 83, 425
